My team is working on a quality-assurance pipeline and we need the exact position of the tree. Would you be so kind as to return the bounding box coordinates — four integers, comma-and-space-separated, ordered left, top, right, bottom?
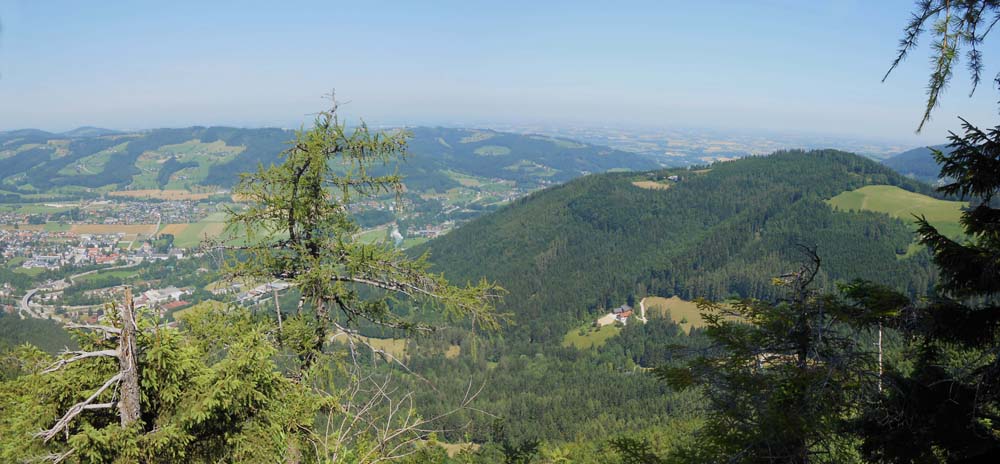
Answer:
858, 121, 1000, 462
850, 2, 1000, 460
0, 99, 503, 463
222, 96, 502, 371
660, 249, 882, 463
0, 299, 318, 463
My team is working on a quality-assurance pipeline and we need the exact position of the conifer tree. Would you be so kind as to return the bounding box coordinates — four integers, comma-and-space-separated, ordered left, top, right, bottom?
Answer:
660, 249, 885, 464
0, 99, 503, 463
223, 96, 502, 370
859, 121, 1000, 462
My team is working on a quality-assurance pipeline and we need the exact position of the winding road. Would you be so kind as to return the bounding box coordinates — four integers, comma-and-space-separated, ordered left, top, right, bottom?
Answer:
19, 261, 141, 320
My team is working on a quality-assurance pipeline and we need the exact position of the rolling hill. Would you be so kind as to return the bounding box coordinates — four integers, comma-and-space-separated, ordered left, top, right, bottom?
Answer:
881, 144, 950, 183
414, 150, 944, 344
0, 126, 659, 198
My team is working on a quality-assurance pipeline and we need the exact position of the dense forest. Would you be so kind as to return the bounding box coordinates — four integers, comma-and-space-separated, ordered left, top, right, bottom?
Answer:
415, 150, 940, 344
880, 144, 951, 183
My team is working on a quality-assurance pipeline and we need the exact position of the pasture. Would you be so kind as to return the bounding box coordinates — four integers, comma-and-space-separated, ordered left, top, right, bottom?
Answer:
826, 185, 967, 238
631, 180, 672, 190
562, 324, 622, 349
642, 296, 705, 333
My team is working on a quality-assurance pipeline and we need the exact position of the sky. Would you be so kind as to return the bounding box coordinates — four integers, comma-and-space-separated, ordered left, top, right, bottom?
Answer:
1, 0, 999, 145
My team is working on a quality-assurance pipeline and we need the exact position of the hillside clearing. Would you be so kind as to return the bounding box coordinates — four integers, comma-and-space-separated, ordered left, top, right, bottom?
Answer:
826, 185, 967, 238
563, 324, 622, 349
642, 296, 705, 332
631, 180, 672, 190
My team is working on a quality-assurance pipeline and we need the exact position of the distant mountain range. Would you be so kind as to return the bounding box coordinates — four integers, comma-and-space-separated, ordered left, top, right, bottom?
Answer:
0, 126, 659, 198
881, 144, 951, 183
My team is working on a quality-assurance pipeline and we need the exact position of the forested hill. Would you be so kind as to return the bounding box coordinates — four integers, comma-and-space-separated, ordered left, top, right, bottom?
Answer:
415, 150, 941, 344
0, 126, 657, 197
881, 143, 950, 183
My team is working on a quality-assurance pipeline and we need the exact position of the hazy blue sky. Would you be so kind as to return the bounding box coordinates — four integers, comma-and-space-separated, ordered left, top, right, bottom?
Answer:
1, 0, 998, 144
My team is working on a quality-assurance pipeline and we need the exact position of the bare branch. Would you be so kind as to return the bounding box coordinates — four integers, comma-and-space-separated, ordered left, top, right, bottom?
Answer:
38, 373, 122, 442
42, 350, 118, 374
64, 323, 121, 335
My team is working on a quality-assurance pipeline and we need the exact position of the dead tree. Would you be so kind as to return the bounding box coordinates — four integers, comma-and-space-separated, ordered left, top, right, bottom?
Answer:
38, 287, 142, 442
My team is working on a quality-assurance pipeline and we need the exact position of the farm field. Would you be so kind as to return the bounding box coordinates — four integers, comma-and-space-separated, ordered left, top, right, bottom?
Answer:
160, 212, 239, 248
827, 185, 967, 238
164, 221, 239, 248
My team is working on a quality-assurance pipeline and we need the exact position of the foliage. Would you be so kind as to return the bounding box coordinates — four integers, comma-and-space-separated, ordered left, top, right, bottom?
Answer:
858, 120, 1000, 462
223, 99, 502, 370
0, 304, 322, 463
884, 0, 1000, 131
659, 250, 880, 463
417, 150, 939, 345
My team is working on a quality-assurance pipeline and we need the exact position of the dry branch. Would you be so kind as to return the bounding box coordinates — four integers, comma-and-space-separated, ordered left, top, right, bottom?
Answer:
38, 373, 122, 442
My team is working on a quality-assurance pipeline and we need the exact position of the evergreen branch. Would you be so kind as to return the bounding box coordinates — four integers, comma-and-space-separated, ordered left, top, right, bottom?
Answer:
38, 373, 122, 442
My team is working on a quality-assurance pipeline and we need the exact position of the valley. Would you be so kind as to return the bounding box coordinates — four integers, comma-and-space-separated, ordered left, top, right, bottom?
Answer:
0, 129, 980, 460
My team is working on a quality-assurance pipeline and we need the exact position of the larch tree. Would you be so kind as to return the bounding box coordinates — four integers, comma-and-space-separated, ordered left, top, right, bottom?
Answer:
222, 96, 502, 372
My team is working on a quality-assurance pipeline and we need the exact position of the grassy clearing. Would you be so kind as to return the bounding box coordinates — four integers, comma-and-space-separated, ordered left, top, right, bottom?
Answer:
632, 180, 672, 190
44, 222, 72, 232
173, 300, 227, 321
13, 267, 45, 276
473, 145, 512, 156
563, 324, 622, 349
529, 135, 586, 149
642, 296, 705, 333
827, 185, 967, 238
332, 334, 409, 360
400, 237, 430, 249
443, 170, 484, 187
75, 269, 139, 283
159, 223, 190, 237
356, 228, 389, 244
172, 221, 230, 248
459, 131, 495, 143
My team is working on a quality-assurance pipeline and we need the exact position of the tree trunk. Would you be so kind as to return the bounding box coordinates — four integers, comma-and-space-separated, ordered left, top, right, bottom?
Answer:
877, 322, 883, 393
274, 288, 283, 341
118, 287, 141, 426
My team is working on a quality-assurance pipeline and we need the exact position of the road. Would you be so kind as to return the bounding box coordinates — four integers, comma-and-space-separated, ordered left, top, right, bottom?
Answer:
18, 261, 141, 320
19, 289, 42, 318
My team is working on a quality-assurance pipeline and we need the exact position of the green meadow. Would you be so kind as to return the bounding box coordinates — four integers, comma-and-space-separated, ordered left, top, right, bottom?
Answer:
827, 185, 967, 239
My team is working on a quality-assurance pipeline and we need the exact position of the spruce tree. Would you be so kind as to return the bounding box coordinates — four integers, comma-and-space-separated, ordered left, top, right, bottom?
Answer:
859, 120, 1000, 462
